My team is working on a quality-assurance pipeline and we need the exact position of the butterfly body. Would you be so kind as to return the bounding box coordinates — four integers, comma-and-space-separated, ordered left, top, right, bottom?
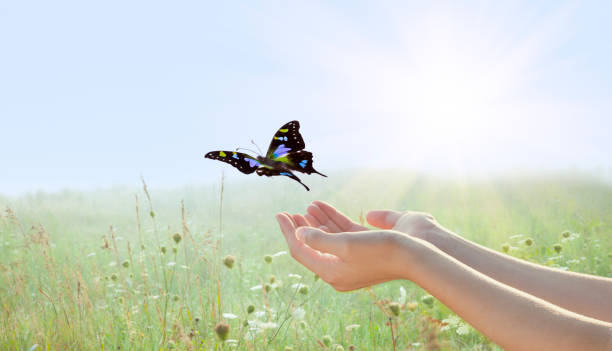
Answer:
205, 121, 326, 191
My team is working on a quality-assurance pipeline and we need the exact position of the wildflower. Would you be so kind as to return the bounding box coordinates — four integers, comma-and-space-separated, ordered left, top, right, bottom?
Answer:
406, 301, 418, 311
194, 316, 201, 323
247, 305, 255, 314
149, 211, 155, 218
223, 313, 238, 320
398, 286, 407, 305
553, 243, 562, 253
288, 273, 302, 279
110, 273, 118, 281
121, 260, 130, 268
298, 285, 309, 295
223, 255, 235, 269
501, 243, 510, 253
292, 307, 305, 320
214, 322, 230, 341
299, 321, 307, 329
272, 251, 287, 257
388, 302, 401, 317
421, 295, 434, 307
322, 335, 332, 347
314, 274, 320, 282
335, 346, 345, 351
562, 230, 571, 238
524, 238, 533, 246
160, 246, 167, 254
345, 324, 360, 332
264, 283, 272, 293
172, 295, 179, 302
172, 233, 182, 244
264, 255, 273, 264
269, 275, 276, 283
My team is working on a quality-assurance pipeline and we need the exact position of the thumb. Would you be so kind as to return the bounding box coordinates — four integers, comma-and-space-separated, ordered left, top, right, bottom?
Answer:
366, 210, 403, 229
296, 227, 347, 256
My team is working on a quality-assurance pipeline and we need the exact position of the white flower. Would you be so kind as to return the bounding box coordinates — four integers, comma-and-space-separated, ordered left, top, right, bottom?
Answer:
225, 339, 238, 346
456, 324, 471, 335
398, 286, 407, 305
167, 261, 176, 267
288, 273, 302, 279
345, 324, 360, 331
87, 252, 96, 257
250, 285, 263, 291
291, 283, 307, 289
223, 313, 238, 320
292, 307, 305, 320
272, 251, 287, 257
109, 261, 117, 267
258, 322, 278, 329
180, 265, 190, 270
254, 311, 266, 318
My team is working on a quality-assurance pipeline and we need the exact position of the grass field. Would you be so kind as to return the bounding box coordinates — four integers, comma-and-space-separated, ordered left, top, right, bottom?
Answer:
1, 170, 611, 350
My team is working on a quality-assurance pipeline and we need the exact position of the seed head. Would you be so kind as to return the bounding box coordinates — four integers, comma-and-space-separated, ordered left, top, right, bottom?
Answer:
284, 347, 294, 351
149, 211, 155, 219
222, 255, 235, 269
314, 274, 320, 282
122, 260, 130, 268
264, 255, 273, 264
501, 243, 510, 253
335, 345, 345, 351
264, 283, 272, 293
562, 230, 571, 238
406, 302, 418, 311
299, 321, 307, 329
111, 273, 118, 281
269, 275, 276, 283
172, 294, 180, 302
214, 322, 230, 341
172, 247, 178, 254
322, 335, 332, 347
172, 233, 182, 244
160, 246, 167, 254
194, 316, 201, 323
298, 285, 309, 295
553, 243, 562, 253
524, 238, 534, 246
421, 295, 434, 307
167, 340, 175, 349
247, 304, 255, 314
388, 302, 401, 317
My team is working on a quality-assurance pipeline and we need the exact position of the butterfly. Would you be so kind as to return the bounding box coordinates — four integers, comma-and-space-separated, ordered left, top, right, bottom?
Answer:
204, 120, 326, 191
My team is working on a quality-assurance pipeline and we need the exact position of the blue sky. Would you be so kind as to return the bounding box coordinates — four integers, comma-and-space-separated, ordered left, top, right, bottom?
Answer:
1, 1, 611, 195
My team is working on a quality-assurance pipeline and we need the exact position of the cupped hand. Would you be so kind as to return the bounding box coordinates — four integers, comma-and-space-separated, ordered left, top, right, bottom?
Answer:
297, 200, 444, 243
276, 212, 415, 291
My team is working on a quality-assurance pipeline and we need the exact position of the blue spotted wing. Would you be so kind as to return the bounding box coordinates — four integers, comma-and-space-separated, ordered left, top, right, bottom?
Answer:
204, 151, 260, 174
265, 121, 326, 177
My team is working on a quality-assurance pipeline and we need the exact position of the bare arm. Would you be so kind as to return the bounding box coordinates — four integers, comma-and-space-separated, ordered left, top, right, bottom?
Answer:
307, 200, 612, 323
276, 212, 612, 351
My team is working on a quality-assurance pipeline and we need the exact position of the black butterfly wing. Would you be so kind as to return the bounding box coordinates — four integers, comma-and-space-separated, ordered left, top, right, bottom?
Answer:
265, 121, 306, 159
283, 150, 327, 177
256, 167, 310, 191
205, 151, 261, 174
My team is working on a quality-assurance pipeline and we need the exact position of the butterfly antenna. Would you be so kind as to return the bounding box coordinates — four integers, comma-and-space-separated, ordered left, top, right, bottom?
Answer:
235, 147, 259, 155
251, 139, 264, 156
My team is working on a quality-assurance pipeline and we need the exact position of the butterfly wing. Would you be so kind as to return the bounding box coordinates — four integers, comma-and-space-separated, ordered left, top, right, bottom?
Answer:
256, 167, 310, 191
265, 121, 305, 160
283, 150, 327, 177
204, 151, 261, 174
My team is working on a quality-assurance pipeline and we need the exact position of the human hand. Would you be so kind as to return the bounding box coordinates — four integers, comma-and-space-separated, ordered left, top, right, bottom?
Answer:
296, 200, 446, 244
275, 212, 419, 291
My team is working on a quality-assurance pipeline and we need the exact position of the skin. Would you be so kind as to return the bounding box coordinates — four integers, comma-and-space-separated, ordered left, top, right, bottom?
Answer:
275, 201, 612, 351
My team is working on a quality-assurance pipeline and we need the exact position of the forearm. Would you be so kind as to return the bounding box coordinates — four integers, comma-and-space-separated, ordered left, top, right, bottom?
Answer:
400, 238, 612, 351
425, 226, 612, 322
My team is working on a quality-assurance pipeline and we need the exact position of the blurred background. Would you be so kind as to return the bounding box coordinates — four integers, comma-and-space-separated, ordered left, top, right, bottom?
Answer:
1, 1, 611, 195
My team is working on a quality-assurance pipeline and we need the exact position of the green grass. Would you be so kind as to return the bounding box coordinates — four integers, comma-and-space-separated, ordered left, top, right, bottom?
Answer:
1, 170, 611, 350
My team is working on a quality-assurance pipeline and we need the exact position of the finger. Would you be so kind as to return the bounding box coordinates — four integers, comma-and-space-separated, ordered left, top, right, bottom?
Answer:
292, 214, 310, 227
307, 205, 341, 233
275, 213, 329, 273
319, 225, 330, 233
297, 227, 347, 257
313, 201, 362, 232
366, 210, 403, 229
305, 213, 322, 227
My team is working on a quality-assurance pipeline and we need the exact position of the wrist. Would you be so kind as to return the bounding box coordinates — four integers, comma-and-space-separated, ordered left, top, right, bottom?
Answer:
393, 232, 436, 281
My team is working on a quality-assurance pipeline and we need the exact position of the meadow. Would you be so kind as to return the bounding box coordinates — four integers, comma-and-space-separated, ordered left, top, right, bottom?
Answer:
1, 170, 611, 350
